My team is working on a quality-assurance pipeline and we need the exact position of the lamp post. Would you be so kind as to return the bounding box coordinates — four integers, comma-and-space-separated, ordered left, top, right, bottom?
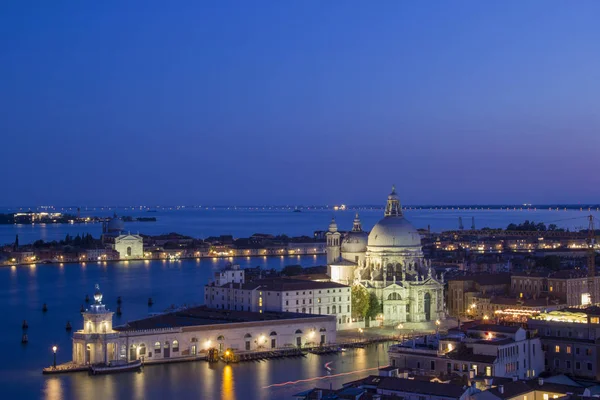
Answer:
435, 319, 441, 337
396, 324, 404, 342
52, 346, 57, 369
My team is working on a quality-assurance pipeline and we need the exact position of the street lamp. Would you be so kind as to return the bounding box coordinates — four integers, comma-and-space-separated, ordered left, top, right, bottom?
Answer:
52, 345, 58, 369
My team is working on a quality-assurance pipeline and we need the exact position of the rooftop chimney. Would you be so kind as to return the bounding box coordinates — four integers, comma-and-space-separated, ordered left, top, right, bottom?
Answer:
538, 378, 544, 386
498, 385, 504, 394
512, 376, 518, 382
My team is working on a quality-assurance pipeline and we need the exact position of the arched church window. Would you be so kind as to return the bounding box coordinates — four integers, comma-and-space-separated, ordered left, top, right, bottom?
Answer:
388, 292, 400, 300
127, 246, 132, 257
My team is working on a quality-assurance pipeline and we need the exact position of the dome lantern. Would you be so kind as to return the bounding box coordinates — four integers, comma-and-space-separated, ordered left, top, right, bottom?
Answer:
352, 213, 363, 232
385, 185, 402, 217
328, 217, 338, 233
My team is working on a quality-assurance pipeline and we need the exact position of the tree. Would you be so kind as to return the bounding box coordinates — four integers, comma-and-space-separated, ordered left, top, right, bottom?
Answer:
351, 285, 369, 319
366, 292, 381, 320
281, 265, 304, 276
536, 255, 561, 271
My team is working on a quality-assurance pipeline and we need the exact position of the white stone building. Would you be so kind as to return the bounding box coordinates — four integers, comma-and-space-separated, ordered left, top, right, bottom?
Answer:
114, 234, 144, 259
388, 324, 545, 380
327, 187, 445, 327
205, 273, 353, 329
71, 286, 336, 366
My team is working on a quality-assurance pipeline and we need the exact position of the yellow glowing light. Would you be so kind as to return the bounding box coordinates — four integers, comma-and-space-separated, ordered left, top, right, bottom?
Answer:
52, 345, 57, 353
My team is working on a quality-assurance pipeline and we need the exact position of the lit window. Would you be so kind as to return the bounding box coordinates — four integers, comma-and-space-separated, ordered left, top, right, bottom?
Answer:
566, 346, 571, 354
555, 345, 560, 353
591, 317, 599, 324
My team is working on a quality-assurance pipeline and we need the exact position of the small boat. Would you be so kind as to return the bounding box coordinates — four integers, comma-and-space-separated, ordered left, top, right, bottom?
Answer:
89, 359, 142, 375
339, 347, 347, 352
324, 361, 333, 372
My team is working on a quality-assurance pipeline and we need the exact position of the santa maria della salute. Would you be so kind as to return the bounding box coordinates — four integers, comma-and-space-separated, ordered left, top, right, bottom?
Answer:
327, 186, 445, 328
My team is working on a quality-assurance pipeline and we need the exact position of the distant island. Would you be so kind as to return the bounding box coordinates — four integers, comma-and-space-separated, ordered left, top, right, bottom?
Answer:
0, 212, 156, 225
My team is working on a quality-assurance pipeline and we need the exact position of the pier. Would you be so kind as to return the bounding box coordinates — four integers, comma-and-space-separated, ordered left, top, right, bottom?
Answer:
42, 334, 397, 374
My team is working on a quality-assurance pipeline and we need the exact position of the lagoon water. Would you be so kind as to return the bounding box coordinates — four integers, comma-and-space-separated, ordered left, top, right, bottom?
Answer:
1, 255, 394, 400
2, 207, 600, 399
1, 208, 599, 245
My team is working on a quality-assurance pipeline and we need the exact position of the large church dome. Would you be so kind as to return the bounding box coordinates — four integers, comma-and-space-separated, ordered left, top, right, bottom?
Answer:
107, 214, 125, 233
367, 186, 422, 248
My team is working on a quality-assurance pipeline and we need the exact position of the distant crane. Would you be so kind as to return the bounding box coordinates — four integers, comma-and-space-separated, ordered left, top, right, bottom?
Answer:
471, 217, 476, 230
458, 217, 464, 230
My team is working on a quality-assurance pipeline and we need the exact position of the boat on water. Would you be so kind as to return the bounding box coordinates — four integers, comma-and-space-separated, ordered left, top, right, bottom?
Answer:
89, 359, 143, 375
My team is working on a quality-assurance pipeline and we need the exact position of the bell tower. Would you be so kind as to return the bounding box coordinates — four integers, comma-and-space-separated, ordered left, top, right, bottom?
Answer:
326, 217, 341, 264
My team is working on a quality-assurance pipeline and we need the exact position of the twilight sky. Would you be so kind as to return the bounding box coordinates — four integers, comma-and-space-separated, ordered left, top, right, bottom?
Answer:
1, 1, 599, 206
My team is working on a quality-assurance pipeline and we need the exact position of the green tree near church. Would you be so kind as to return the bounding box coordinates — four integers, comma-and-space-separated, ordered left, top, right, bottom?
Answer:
366, 292, 381, 320
351, 285, 369, 320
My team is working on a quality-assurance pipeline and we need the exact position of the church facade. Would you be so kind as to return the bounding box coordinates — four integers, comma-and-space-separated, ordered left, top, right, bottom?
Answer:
327, 187, 445, 327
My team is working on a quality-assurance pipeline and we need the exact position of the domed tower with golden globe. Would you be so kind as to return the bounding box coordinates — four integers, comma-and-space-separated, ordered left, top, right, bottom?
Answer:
72, 284, 119, 366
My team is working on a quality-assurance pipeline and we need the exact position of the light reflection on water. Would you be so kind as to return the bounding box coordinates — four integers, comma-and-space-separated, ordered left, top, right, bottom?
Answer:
1, 256, 361, 399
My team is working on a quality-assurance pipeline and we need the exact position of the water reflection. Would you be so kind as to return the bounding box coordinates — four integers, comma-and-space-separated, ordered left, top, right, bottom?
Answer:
133, 370, 146, 400
43, 377, 63, 400
221, 364, 235, 400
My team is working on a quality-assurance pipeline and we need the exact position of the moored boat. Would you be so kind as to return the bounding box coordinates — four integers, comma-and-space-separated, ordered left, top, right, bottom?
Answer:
89, 359, 142, 375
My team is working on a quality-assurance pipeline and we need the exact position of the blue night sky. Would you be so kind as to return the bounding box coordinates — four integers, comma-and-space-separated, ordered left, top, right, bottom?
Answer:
1, 1, 599, 206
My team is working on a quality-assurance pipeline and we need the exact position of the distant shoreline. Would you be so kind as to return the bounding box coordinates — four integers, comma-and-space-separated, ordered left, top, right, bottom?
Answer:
1, 252, 326, 268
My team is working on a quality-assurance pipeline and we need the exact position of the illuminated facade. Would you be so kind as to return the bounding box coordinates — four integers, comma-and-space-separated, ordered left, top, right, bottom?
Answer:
114, 234, 144, 259
327, 187, 445, 326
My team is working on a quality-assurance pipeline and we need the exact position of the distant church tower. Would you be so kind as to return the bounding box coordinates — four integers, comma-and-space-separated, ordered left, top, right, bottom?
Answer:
326, 217, 341, 264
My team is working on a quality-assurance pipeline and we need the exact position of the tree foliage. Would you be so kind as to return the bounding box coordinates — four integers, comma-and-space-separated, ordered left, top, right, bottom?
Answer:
366, 292, 381, 319
281, 265, 304, 276
351, 284, 369, 319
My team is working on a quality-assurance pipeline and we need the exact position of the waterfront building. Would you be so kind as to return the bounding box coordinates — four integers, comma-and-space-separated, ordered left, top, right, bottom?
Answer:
528, 307, 600, 381
71, 286, 336, 366
388, 324, 544, 380
327, 187, 445, 327
114, 234, 144, 259
204, 271, 353, 329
